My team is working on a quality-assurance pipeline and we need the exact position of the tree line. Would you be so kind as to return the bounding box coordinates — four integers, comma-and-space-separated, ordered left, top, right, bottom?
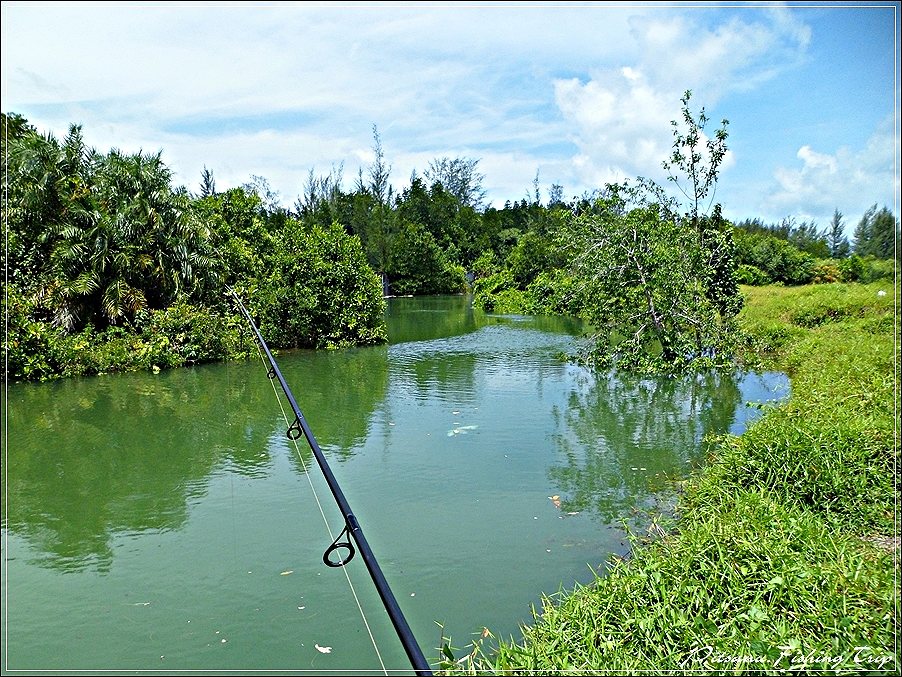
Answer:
3, 98, 898, 381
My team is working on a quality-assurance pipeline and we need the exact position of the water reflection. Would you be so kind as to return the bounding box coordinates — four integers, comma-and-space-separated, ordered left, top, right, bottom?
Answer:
2, 347, 390, 573
275, 344, 389, 464
385, 295, 481, 344
3, 296, 786, 583
549, 370, 785, 521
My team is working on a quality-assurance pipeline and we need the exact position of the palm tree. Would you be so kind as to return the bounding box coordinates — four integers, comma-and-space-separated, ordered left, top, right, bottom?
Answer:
9, 123, 218, 330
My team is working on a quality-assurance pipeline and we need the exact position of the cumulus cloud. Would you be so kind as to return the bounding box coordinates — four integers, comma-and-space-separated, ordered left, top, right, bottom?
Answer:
3, 2, 892, 220
762, 113, 899, 225
553, 7, 811, 195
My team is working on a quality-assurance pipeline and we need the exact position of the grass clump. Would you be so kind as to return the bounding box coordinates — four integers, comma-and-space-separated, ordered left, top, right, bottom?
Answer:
440, 282, 899, 675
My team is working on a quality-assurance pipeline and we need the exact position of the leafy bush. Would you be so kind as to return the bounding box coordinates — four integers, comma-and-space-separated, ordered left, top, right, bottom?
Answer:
838, 254, 867, 282
472, 270, 517, 312
840, 254, 895, 283
387, 222, 466, 296
565, 202, 741, 374
257, 221, 387, 349
3, 285, 61, 381
734, 229, 816, 285
137, 303, 254, 368
736, 264, 770, 286
810, 260, 840, 284
523, 269, 582, 316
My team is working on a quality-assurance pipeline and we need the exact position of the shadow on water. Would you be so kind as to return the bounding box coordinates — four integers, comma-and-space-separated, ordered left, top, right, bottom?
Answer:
270, 343, 389, 464
4, 361, 267, 571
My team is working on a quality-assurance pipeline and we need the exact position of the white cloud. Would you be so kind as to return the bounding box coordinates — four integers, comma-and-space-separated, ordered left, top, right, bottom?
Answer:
2, 2, 893, 222
551, 7, 811, 196
0, 3, 660, 205
762, 113, 900, 227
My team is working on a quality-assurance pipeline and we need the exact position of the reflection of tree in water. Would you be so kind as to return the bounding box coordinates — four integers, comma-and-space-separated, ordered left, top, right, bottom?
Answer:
549, 371, 742, 523
275, 345, 389, 466
2, 354, 375, 572
385, 295, 481, 345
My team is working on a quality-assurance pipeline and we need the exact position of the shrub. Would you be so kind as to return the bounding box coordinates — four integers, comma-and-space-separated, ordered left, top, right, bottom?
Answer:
258, 221, 387, 349
810, 260, 841, 284
736, 264, 770, 286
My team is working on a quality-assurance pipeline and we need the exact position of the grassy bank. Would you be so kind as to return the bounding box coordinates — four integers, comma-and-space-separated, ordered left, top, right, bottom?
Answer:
442, 282, 899, 675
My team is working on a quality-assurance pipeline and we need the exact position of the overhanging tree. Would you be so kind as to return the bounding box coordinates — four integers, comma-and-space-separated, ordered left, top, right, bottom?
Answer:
564, 92, 742, 374
564, 189, 739, 374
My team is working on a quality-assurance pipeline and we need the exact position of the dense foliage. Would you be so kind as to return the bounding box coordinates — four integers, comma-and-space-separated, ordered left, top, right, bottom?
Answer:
3, 113, 386, 381
561, 191, 741, 373
3, 102, 898, 382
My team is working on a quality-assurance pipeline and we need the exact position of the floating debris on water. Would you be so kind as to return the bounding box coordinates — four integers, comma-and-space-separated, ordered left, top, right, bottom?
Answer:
315, 644, 332, 654
280, 570, 294, 576
447, 425, 478, 437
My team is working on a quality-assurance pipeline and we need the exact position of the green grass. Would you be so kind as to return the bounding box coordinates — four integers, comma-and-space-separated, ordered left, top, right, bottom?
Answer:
440, 282, 900, 675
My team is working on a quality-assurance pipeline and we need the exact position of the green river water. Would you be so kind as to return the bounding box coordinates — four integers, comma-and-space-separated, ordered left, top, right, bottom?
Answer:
2, 295, 788, 675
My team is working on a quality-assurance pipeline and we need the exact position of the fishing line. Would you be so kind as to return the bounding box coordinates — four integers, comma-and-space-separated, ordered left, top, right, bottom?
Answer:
231, 289, 432, 676
252, 339, 388, 675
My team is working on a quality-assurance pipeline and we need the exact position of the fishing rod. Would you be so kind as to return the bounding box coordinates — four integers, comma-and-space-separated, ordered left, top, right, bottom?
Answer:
230, 289, 433, 676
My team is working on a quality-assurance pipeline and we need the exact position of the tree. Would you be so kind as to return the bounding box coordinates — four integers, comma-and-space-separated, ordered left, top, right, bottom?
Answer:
295, 163, 345, 226
854, 205, 899, 260
242, 174, 283, 215
786, 218, 829, 259
562, 91, 741, 374
47, 148, 215, 328
826, 209, 850, 259
192, 186, 273, 299
662, 89, 729, 230
387, 222, 465, 296
199, 166, 216, 198
564, 191, 737, 374
655, 91, 741, 322
368, 124, 392, 207
424, 156, 486, 210
257, 221, 386, 349
548, 183, 565, 209
869, 206, 899, 260
362, 125, 395, 272
7, 121, 217, 329
853, 204, 877, 256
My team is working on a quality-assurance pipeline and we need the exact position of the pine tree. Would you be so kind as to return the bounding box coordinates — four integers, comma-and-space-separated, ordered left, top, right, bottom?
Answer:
826, 209, 850, 259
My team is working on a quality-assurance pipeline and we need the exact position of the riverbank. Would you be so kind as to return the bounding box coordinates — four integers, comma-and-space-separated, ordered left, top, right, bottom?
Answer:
442, 281, 899, 674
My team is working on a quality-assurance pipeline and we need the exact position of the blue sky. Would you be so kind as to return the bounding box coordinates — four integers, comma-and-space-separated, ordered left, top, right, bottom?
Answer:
2, 1, 899, 236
